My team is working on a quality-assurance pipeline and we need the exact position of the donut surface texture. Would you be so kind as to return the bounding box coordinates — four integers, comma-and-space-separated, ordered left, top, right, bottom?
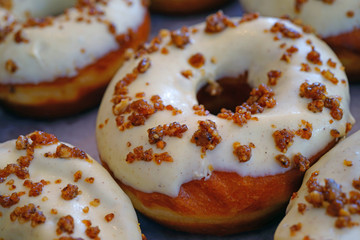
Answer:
96, 12, 354, 234
275, 130, 360, 240
0, 0, 150, 118
0, 131, 143, 240
240, 0, 360, 78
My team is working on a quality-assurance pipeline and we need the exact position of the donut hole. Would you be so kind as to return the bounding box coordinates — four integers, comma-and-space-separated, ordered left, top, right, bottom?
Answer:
196, 73, 252, 115
9, 0, 76, 21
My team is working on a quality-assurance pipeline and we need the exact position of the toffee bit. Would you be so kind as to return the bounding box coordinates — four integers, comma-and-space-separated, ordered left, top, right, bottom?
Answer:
193, 104, 209, 116
307, 47, 322, 65
148, 122, 188, 145
61, 184, 79, 200
191, 120, 222, 154
74, 170, 82, 182
45, 144, 88, 159
275, 154, 290, 168
181, 69, 193, 79
233, 142, 253, 162
270, 22, 302, 39
188, 53, 205, 68
57, 215, 74, 235
330, 129, 340, 138
273, 129, 295, 153
5, 59, 18, 73
239, 12, 259, 24
295, 120, 312, 139
293, 153, 310, 172
126, 146, 173, 165
327, 58, 337, 68
346, 122, 353, 134
343, 159, 353, 167
23, 179, 45, 197
171, 26, 190, 48
15, 135, 29, 150
205, 11, 234, 33
0, 192, 21, 208
300, 63, 311, 72
10, 203, 46, 227
86, 226, 100, 239
321, 69, 339, 84
136, 57, 151, 73
298, 203, 307, 214
295, 0, 308, 13
267, 70, 282, 86
105, 213, 115, 222
290, 222, 302, 236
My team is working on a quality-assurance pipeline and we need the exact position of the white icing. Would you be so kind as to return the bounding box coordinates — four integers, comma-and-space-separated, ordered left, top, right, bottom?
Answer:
275, 130, 360, 240
240, 0, 360, 37
0, 0, 146, 84
96, 16, 354, 197
0, 136, 142, 240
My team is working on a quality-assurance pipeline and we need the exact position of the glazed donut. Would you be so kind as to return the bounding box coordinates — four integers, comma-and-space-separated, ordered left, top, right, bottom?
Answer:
96, 12, 354, 235
0, 0, 150, 118
240, 0, 360, 79
150, 0, 231, 14
275, 130, 360, 239
0, 131, 143, 240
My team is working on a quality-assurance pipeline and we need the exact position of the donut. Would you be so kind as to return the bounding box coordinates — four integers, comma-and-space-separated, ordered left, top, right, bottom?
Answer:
0, 0, 150, 118
150, 0, 231, 15
96, 12, 354, 235
240, 0, 360, 79
0, 131, 144, 240
275, 130, 360, 239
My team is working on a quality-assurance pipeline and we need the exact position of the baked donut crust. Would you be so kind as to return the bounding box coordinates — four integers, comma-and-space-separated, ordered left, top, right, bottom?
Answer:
102, 140, 335, 235
150, 0, 231, 14
0, 13, 150, 118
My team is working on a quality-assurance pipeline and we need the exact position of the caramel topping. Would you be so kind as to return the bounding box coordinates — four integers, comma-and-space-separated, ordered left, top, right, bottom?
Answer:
270, 22, 302, 39
273, 129, 295, 153
126, 146, 173, 165
191, 120, 222, 154
61, 184, 79, 200
10, 203, 46, 227
205, 11, 235, 33
307, 47, 322, 65
267, 70, 282, 86
293, 153, 310, 172
171, 26, 190, 48
233, 142, 254, 163
57, 215, 74, 235
5, 59, 18, 73
188, 53, 205, 68
275, 154, 290, 168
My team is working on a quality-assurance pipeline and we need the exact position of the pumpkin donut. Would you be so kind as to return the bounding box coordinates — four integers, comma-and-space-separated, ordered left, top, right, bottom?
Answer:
240, 0, 360, 79
96, 12, 354, 235
0, 131, 144, 239
0, 0, 150, 118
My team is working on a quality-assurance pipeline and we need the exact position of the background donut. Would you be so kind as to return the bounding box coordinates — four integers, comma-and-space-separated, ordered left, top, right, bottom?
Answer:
0, 0, 150, 118
240, 0, 360, 80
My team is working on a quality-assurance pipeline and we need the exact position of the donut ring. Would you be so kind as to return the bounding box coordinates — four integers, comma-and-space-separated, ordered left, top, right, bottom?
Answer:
96, 12, 354, 234
240, 0, 360, 79
275, 130, 360, 239
0, 0, 150, 118
0, 131, 143, 239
